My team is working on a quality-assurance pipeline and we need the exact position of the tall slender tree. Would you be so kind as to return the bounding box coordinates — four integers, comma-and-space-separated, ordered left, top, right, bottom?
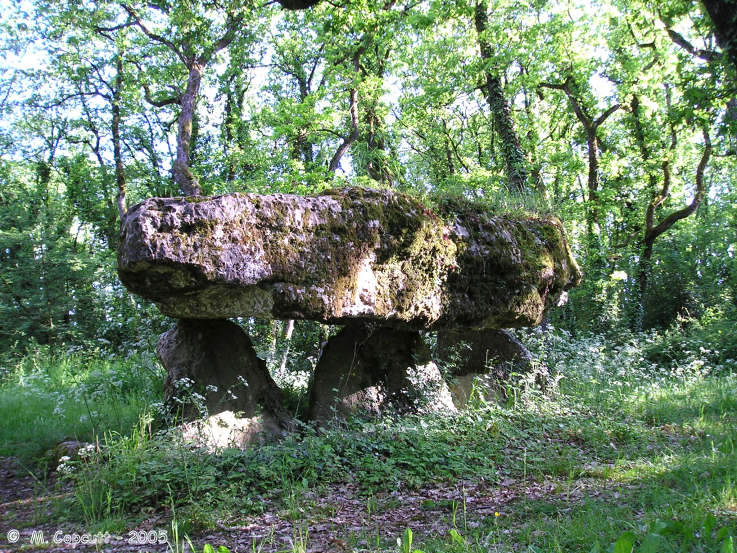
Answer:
474, 0, 528, 193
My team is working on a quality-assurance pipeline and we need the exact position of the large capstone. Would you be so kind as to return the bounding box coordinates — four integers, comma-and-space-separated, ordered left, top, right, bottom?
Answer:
118, 187, 581, 330
307, 324, 455, 422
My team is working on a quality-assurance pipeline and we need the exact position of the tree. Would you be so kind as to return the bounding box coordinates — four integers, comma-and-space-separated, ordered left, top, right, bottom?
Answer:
120, 1, 253, 196
540, 76, 620, 234
2, 0, 736, 354
320, 0, 405, 180
631, 89, 713, 325
701, 0, 737, 71
119, 0, 328, 196
474, 0, 528, 193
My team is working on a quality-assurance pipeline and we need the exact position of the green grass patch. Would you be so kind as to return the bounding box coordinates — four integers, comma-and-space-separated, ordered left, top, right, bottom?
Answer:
0, 350, 164, 461
1, 327, 736, 552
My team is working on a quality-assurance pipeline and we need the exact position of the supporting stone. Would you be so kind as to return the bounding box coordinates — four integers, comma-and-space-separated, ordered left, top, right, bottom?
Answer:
178, 411, 283, 450
437, 328, 533, 377
307, 324, 456, 422
157, 318, 285, 421
436, 329, 538, 408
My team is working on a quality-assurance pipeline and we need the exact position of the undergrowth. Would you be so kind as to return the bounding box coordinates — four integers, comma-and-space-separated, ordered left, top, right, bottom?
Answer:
0, 348, 163, 462
0, 316, 735, 552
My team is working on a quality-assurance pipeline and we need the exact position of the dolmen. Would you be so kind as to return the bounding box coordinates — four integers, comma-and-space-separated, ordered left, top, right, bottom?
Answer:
118, 186, 581, 431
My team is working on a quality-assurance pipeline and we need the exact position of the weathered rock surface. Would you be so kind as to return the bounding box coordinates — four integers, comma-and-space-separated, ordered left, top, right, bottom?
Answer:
119, 187, 581, 330
157, 319, 285, 419
307, 324, 456, 421
436, 328, 533, 377
437, 329, 538, 408
178, 411, 282, 450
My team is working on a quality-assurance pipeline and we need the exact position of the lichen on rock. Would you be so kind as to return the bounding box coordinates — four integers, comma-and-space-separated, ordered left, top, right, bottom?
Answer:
118, 186, 581, 330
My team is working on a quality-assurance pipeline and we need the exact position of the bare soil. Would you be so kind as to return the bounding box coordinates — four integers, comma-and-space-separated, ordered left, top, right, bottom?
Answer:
0, 456, 620, 552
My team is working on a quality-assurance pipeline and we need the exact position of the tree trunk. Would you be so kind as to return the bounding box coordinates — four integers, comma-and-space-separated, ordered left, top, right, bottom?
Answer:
329, 48, 363, 174
270, 320, 280, 356
540, 79, 618, 232
636, 132, 712, 328
37, 161, 55, 351
329, 83, 359, 172
701, 0, 737, 72
486, 74, 528, 193
586, 130, 599, 228
173, 62, 203, 196
223, 81, 236, 183
279, 319, 295, 372
474, 1, 527, 194
112, 55, 126, 220
636, 237, 655, 328
296, 76, 315, 165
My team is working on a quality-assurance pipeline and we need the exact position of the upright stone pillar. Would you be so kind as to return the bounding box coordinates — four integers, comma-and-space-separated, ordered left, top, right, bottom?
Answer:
307, 324, 455, 422
157, 318, 285, 420
436, 328, 539, 407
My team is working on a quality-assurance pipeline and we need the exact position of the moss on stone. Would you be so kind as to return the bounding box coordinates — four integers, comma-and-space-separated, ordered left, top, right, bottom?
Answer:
119, 186, 581, 328
183, 195, 216, 204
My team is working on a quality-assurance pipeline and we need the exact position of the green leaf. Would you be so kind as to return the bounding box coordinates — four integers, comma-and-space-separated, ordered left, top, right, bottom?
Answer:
651, 520, 670, 535
704, 513, 717, 541
638, 534, 667, 553
202, 545, 215, 553
449, 528, 465, 545
403, 527, 413, 553
216, 547, 230, 553
612, 531, 636, 553
721, 536, 734, 553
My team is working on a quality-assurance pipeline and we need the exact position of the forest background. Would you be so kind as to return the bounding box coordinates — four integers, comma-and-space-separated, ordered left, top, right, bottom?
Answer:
1, 0, 735, 353
0, 0, 736, 551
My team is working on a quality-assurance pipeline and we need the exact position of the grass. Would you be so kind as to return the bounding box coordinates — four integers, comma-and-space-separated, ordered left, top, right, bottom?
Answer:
0, 325, 735, 552
0, 349, 163, 462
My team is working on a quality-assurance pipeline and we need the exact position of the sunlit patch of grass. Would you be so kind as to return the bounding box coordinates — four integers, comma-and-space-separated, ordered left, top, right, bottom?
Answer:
0, 350, 163, 461
720, 479, 737, 514
1, 326, 736, 552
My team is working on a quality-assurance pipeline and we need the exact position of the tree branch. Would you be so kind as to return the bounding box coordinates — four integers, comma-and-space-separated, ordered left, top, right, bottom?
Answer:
540, 78, 592, 129
329, 49, 362, 173
120, 3, 187, 64
646, 130, 712, 242
328, 86, 359, 172
199, 10, 245, 64
276, 0, 322, 9
665, 27, 718, 61
143, 88, 181, 107
593, 103, 620, 129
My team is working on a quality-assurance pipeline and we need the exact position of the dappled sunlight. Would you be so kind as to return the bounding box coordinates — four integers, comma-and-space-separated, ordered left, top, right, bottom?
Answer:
1, 0, 736, 550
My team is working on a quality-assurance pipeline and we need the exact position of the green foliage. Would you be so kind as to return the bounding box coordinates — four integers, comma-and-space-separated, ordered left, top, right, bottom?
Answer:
0, 161, 103, 351
1, 2, 737, 551
642, 305, 737, 370
1, 0, 735, 353
0, 315, 735, 551
0, 349, 164, 461
0, 325, 725, 550
400, 527, 425, 553
591, 516, 736, 553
